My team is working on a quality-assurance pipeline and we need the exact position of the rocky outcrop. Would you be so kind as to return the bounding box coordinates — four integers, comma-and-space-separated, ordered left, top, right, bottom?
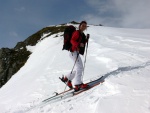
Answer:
0, 47, 30, 87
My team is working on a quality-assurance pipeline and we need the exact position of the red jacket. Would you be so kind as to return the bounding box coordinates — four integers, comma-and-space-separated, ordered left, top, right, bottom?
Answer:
70, 30, 87, 55
70, 30, 82, 52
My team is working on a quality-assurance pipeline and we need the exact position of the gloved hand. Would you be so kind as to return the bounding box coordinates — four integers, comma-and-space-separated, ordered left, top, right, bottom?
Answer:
87, 34, 90, 40
80, 43, 84, 47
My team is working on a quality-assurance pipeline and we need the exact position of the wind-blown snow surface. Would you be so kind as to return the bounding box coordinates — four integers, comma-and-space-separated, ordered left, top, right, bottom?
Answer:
0, 24, 150, 113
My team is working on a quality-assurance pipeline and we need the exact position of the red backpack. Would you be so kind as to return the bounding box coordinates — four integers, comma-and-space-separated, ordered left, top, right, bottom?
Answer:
62, 25, 76, 51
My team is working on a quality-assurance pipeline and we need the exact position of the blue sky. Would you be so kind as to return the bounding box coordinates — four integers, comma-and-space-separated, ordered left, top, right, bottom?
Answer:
0, 0, 150, 48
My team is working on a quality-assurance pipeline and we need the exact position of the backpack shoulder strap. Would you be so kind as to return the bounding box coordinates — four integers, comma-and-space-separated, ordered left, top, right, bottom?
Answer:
76, 30, 82, 42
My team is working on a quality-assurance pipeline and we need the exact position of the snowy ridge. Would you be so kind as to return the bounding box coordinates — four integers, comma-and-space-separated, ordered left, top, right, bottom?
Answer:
0, 24, 150, 113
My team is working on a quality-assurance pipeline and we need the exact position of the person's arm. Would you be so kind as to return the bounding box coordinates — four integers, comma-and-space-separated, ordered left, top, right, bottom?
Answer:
71, 31, 80, 51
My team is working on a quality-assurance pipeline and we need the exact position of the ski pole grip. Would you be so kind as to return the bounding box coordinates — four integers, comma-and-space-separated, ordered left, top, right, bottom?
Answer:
87, 34, 90, 39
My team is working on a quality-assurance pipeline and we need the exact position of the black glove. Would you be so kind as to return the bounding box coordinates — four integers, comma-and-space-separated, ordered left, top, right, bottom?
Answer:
87, 34, 90, 40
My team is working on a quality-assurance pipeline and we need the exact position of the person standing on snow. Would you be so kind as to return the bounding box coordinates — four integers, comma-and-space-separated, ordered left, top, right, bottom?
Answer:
61, 21, 89, 91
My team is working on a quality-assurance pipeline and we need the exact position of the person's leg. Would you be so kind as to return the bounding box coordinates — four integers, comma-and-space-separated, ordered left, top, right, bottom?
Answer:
71, 51, 83, 85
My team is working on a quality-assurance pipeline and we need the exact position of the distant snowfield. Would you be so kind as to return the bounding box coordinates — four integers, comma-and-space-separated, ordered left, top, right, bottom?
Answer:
0, 24, 150, 113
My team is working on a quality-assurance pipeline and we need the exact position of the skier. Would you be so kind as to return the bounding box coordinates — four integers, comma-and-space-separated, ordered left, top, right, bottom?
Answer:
61, 21, 89, 91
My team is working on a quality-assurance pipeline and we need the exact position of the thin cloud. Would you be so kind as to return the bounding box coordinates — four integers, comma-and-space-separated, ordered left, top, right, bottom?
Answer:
14, 7, 26, 12
9, 31, 19, 37
84, 0, 150, 28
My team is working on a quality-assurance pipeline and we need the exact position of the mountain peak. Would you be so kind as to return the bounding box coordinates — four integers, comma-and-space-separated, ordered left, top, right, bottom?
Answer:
0, 23, 69, 87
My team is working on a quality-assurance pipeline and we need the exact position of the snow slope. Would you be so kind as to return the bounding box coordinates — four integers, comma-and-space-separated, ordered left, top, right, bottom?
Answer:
0, 24, 150, 113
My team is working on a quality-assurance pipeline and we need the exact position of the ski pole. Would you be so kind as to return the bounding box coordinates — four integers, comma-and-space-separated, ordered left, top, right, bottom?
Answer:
61, 52, 79, 98
82, 34, 90, 79
70, 52, 79, 74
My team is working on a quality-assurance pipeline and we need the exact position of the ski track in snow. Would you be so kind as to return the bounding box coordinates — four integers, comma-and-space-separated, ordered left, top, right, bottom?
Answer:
0, 25, 150, 113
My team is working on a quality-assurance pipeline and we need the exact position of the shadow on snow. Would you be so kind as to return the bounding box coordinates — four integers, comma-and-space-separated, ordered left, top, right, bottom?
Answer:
101, 61, 150, 81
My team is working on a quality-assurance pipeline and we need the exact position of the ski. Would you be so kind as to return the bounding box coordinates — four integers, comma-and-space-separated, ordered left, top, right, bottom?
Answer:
42, 88, 73, 102
73, 78, 103, 95
25, 76, 104, 112
43, 76, 104, 102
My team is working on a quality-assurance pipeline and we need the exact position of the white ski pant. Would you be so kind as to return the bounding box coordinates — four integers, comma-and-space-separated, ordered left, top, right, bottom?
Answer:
66, 51, 83, 85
